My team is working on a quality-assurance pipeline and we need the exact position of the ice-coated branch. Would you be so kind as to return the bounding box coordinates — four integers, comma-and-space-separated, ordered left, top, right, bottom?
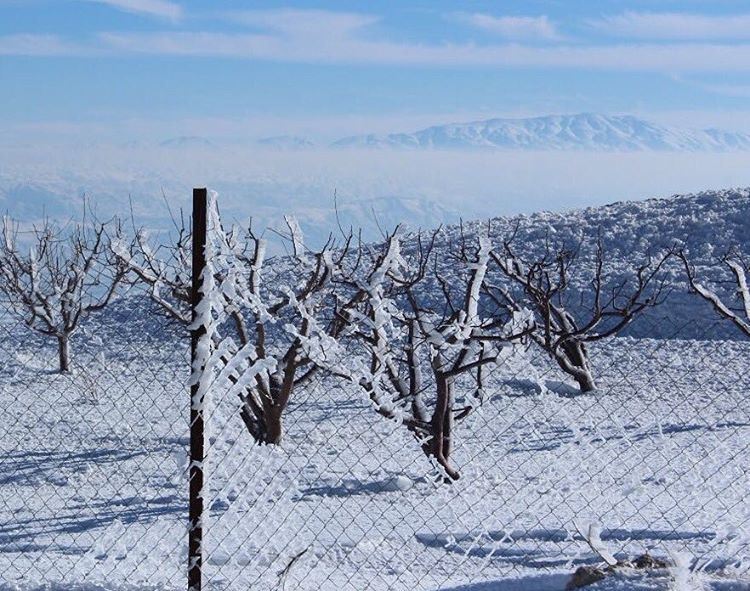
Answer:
111, 221, 192, 324
283, 215, 304, 258
679, 249, 750, 337
574, 521, 618, 567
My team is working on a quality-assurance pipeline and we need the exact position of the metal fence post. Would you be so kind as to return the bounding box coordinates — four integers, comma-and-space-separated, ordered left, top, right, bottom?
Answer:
189, 187, 208, 591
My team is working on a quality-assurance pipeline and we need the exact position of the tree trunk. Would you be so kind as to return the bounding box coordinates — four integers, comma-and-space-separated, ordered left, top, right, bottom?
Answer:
238, 394, 264, 442
574, 371, 596, 393
57, 334, 71, 373
561, 341, 596, 392
424, 373, 460, 482
264, 406, 283, 445
237, 394, 285, 445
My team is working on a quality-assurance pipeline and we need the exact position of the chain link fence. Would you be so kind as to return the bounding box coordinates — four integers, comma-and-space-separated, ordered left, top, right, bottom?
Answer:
1, 190, 748, 591
0, 286, 190, 587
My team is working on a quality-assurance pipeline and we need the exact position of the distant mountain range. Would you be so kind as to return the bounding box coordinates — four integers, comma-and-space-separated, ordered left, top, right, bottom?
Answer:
331, 113, 750, 152
256, 135, 316, 149
148, 113, 750, 153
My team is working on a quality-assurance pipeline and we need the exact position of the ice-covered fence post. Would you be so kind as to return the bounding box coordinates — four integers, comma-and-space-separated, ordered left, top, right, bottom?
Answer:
188, 188, 207, 591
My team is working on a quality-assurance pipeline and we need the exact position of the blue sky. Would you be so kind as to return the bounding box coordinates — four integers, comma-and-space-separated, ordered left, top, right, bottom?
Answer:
4, 0, 750, 142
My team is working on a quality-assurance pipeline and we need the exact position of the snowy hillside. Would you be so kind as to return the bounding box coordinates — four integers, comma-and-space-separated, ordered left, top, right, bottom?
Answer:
421, 187, 750, 340
333, 113, 750, 152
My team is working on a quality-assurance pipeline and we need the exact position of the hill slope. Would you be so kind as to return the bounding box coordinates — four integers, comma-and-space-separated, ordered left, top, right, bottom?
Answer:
421, 187, 750, 339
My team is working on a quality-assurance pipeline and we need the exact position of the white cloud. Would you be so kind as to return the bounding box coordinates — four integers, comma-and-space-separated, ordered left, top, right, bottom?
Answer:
9, 7, 750, 73
227, 9, 378, 37
672, 75, 750, 99
456, 13, 561, 41
84, 0, 182, 21
4, 142, 750, 230
0, 34, 80, 55
592, 12, 750, 40
87, 9, 750, 70
94, 31, 750, 73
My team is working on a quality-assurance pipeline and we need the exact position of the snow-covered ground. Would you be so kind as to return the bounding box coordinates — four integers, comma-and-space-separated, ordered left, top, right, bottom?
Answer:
2, 189, 750, 591
1, 307, 748, 590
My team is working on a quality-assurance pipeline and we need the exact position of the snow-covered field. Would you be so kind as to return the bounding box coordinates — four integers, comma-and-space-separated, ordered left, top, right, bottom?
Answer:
2, 188, 750, 591
1, 302, 749, 590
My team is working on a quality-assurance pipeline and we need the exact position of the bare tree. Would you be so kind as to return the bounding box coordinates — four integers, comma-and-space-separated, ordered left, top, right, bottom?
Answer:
486, 234, 671, 392
678, 248, 750, 337
220, 218, 362, 444
0, 213, 126, 373
339, 227, 530, 481
113, 209, 363, 444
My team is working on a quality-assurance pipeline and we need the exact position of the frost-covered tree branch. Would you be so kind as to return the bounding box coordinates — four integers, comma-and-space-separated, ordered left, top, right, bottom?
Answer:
225, 220, 343, 445
111, 215, 192, 324
234, 217, 393, 445
678, 248, 750, 337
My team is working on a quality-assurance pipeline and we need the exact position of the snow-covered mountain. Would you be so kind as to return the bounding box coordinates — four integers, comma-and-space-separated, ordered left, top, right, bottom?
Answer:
333, 113, 750, 152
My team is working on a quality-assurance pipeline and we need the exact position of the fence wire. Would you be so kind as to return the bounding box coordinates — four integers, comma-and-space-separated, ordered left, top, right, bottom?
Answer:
195, 320, 750, 591
0, 195, 749, 591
